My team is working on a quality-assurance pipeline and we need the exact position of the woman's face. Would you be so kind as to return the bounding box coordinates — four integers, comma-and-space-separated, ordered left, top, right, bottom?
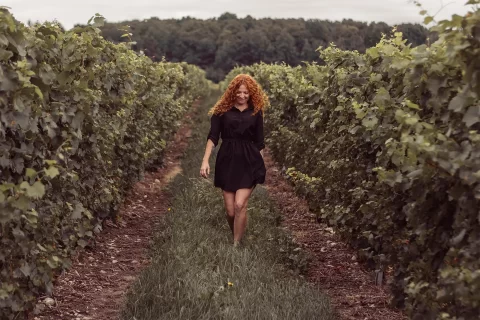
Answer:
235, 84, 249, 106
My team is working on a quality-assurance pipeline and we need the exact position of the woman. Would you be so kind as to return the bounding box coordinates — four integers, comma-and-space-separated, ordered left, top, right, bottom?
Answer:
200, 74, 269, 247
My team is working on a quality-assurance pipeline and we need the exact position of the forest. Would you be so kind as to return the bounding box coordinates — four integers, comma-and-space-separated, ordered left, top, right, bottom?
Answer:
99, 12, 431, 81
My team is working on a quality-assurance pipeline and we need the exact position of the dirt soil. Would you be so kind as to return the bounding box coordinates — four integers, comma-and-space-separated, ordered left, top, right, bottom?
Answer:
32, 102, 197, 320
263, 148, 407, 320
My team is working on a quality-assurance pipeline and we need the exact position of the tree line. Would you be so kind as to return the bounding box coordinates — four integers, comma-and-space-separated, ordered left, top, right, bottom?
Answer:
99, 12, 431, 82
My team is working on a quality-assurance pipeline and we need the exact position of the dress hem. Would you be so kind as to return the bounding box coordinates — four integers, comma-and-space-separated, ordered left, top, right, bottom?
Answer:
214, 179, 265, 193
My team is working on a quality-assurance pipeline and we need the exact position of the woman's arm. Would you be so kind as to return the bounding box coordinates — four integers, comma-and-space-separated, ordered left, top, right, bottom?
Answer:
201, 114, 220, 178
203, 139, 215, 164
254, 111, 265, 158
200, 140, 215, 178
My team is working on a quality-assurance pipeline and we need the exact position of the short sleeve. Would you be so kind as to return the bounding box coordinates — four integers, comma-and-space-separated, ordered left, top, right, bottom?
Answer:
207, 114, 221, 147
254, 111, 265, 151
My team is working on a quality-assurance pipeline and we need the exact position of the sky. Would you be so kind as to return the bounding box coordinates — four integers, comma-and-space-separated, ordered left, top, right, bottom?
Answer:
2, 0, 473, 29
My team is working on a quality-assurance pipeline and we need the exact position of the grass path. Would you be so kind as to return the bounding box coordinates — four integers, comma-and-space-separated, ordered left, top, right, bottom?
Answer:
121, 92, 336, 320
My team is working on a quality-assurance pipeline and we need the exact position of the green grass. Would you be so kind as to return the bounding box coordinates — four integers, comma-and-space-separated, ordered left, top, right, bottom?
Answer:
121, 91, 336, 320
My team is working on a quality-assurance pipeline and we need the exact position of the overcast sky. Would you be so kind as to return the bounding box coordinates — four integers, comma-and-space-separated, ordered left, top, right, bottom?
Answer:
3, 0, 473, 29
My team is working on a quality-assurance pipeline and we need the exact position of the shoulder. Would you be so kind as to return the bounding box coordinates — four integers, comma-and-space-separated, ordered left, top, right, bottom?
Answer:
217, 106, 235, 116
210, 113, 222, 122
253, 109, 264, 117
212, 110, 227, 118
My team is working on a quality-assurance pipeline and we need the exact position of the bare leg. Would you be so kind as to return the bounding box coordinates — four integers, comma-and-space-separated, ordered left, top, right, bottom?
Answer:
222, 190, 235, 234
233, 187, 254, 245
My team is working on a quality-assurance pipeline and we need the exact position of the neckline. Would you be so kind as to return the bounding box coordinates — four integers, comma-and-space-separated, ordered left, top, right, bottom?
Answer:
233, 105, 250, 113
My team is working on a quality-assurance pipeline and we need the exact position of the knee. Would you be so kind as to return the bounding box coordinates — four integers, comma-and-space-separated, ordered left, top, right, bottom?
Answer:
226, 208, 235, 218
234, 201, 246, 215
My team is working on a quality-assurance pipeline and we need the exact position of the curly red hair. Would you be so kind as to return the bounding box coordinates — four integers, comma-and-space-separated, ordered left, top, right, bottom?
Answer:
208, 74, 269, 116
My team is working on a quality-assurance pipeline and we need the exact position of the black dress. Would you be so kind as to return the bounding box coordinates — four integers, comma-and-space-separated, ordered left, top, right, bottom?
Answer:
206, 104, 266, 192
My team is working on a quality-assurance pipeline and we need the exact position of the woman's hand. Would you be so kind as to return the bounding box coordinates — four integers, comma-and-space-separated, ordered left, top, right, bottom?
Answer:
200, 160, 210, 178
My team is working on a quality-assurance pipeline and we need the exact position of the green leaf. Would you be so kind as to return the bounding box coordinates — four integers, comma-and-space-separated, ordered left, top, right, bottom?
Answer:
30, 181, 46, 199
381, 44, 396, 55
405, 116, 419, 125
71, 204, 83, 220
84, 209, 93, 219
93, 15, 105, 28
391, 57, 410, 69
0, 183, 15, 192
72, 112, 85, 129
46, 257, 57, 268
19, 181, 30, 191
366, 47, 379, 59
77, 239, 88, 248
45, 166, 60, 178
463, 106, 480, 127
374, 88, 390, 106
0, 289, 8, 299
419, 10, 427, 15
355, 109, 366, 119
374, 167, 403, 187
407, 169, 423, 178
39, 65, 56, 85
34, 86, 43, 100
0, 192, 4, 203
14, 112, 29, 130
25, 168, 37, 179
395, 109, 406, 123
13, 96, 25, 112
451, 229, 466, 245
448, 94, 466, 112
21, 181, 46, 199
20, 262, 32, 277
426, 78, 443, 95
0, 48, 13, 61
451, 14, 463, 28
0, 34, 8, 46
437, 133, 447, 141
24, 213, 38, 225
12, 195, 31, 210
28, 209, 38, 217
370, 73, 382, 82
12, 227, 25, 239
57, 71, 71, 85
392, 149, 404, 167
405, 99, 420, 110
424, 16, 434, 25
362, 115, 378, 129
0, 156, 9, 168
